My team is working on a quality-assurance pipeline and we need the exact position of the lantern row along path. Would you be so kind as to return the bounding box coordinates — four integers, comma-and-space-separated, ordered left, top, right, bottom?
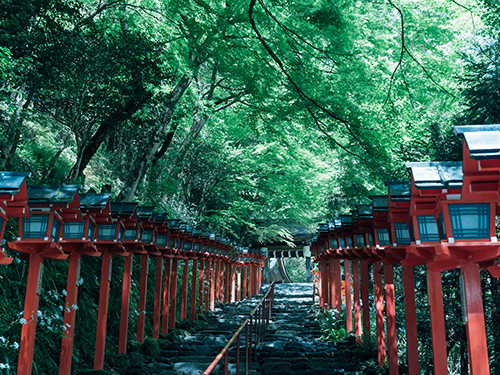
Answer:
127, 283, 363, 375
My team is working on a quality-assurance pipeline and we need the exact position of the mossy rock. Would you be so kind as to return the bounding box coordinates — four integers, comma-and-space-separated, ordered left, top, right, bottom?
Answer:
164, 330, 181, 343
128, 340, 142, 353
108, 353, 130, 368
78, 370, 112, 375
141, 337, 160, 357
178, 319, 195, 331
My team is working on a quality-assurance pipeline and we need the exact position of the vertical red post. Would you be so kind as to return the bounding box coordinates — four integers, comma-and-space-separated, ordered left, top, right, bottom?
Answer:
237, 266, 241, 301
461, 262, 490, 375
190, 259, 198, 321
169, 258, 178, 329
353, 260, 362, 337
231, 265, 236, 302
334, 259, 342, 314
215, 260, 221, 303
224, 263, 229, 303
153, 256, 163, 339
137, 253, 149, 343
243, 265, 248, 299
18, 253, 44, 375
328, 259, 335, 309
385, 264, 398, 375
427, 268, 448, 375
402, 265, 419, 375
374, 261, 386, 366
119, 254, 133, 353
181, 259, 189, 322
345, 260, 352, 333
161, 257, 171, 335
197, 259, 204, 314
210, 260, 216, 309
248, 266, 253, 297
361, 260, 370, 343
60, 252, 81, 374
94, 252, 112, 370
204, 259, 210, 310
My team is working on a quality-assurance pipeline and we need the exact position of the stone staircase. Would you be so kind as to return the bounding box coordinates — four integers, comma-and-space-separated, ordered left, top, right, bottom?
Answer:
109, 283, 365, 375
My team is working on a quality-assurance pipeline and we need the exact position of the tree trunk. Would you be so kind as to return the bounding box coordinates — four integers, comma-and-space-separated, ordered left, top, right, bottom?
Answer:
116, 75, 192, 201
65, 83, 152, 182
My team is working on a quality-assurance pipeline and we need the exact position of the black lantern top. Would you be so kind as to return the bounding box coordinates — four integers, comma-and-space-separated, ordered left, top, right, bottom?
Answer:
406, 162, 463, 190
319, 223, 328, 233
137, 206, 154, 220
0, 171, 31, 196
370, 195, 389, 212
358, 204, 372, 218
455, 124, 500, 160
340, 215, 352, 226
154, 212, 168, 225
80, 193, 112, 211
0, 171, 31, 218
384, 181, 411, 202
110, 202, 139, 217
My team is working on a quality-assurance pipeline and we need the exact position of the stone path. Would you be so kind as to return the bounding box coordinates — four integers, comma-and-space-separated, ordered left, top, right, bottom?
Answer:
111, 283, 365, 375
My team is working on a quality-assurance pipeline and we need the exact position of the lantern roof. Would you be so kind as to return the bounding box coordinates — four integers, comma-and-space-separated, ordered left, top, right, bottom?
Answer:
110, 202, 138, 216
340, 215, 352, 226
318, 223, 328, 233
202, 231, 210, 239
192, 228, 202, 237
28, 185, 81, 203
357, 204, 372, 218
168, 219, 181, 229
136, 206, 154, 220
154, 212, 168, 225
405, 161, 463, 190
369, 195, 388, 211
327, 220, 336, 231
455, 124, 500, 160
0, 171, 31, 195
384, 181, 411, 201
79, 193, 111, 210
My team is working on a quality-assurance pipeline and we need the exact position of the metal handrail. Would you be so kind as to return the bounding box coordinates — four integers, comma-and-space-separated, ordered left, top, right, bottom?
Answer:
203, 282, 275, 375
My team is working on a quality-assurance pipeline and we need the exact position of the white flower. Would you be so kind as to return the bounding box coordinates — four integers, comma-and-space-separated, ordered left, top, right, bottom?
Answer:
0, 337, 5, 343
62, 289, 67, 296
0, 363, 10, 369
65, 323, 71, 328
71, 304, 78, 310
58, 305, 63, 311
19, 318, 27, 325
37, 310, 42, 317
13, 342, 19, 350
62, 325, 67, 331
66, 307, 71, 313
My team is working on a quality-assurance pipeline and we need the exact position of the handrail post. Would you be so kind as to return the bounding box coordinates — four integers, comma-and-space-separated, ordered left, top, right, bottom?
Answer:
236, 333, 241, 375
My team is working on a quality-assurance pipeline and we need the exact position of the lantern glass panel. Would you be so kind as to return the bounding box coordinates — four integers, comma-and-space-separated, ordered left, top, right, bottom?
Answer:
194, 243, 201, 252
88, 221, 95, 240
23, 215, 49, 238
368, 233, 374, 246
184, 241, 192, 251
156, 234, 167, 247
449, 203, 490, 239
394, 223, 411, 244
118, 226, 124, 242
142, 230, 153, 243
355, 234, 365, 248
347, 237, 353, 248
377, 229, 391, 246
64, 221, 85, 239
438, 211, 447, 240
202, 245, 207, 252
417, 216, 440, 242
98, 224, 117, 241
51, 218, 62, 241
124, 229, 137, 241
329, 239, 337, 249
339, 238, 345, 248
169, 238, 175, 248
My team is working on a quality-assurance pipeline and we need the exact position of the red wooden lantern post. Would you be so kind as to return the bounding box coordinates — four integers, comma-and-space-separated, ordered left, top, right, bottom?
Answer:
154, 216, 170, 336
109, 202, 140, 354
59, 193, 112, 373
168, 221, 182, 329
198, 231, 211, 313
187, 227, 203, 321
162, 220, 180, 334
92, 199, 129, 370
0, 172, 31, 264
9, 185, 81, 375
179, 224, 192, 322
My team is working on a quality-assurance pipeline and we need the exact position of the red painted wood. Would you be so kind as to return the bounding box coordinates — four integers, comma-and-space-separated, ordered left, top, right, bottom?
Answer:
210, 260, 216, 309
231, 265, 236, 302
374, 261, 386, 367
215, 260, 221, 302
402, 266, 420, 375
248, 266, 253, 297
361, 260, 370, 343
197, 259, 204, 314
169, 258, 178, 329
94, 252, 112, 370
59, 252, 80, 374
427, 268, 448, 375
345, 261, 352, 334
181, 259, 189, 321
353, 260, 362, 337
224, 263, 230, 303
18, 253, 43, 375
190, 259, 198, 321
335, 259, 342, 315
237, 266, 241, 301
161, 257, 171, 334
461, 262, 490, 375
328, 259, 335, 309
153, 256, 163, 338
243, 265, 248, 299
119, 254, 133, 352
137, 254, 149, 343
385, 264, 398, 375
204, 259, 210, 310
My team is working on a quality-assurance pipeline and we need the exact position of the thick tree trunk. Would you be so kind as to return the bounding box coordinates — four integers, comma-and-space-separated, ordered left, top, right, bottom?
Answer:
66, 83, 152, 182
116, 75, 192, 201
